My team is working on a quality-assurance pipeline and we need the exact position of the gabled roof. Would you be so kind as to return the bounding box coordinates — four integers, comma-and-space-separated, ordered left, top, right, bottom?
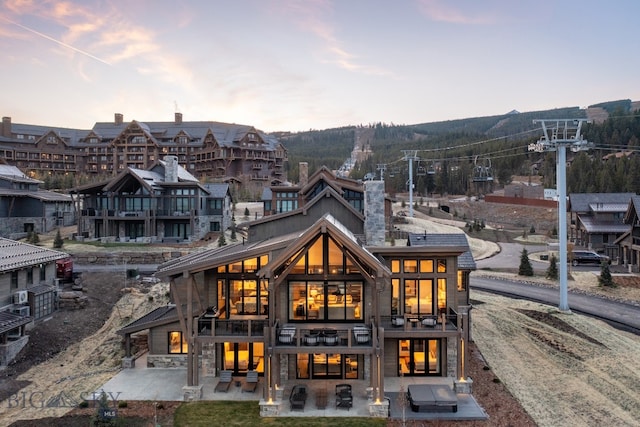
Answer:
202, 183, 231, 199
299, 166, 364, 197
156, 234, 294, 278
245, 185, 364, 229
568, 193, 635, 212
623, 195, 640, 225
259, 213, 390, 283
0, 238, 68, 272
406, 233, 476, 270
88, 120, 281, 150
157, 213, 389, 283
102, 161, 200, 193
117, 305, 178, 335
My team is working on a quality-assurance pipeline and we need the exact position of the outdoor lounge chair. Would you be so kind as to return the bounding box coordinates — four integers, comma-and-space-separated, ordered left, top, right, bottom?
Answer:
214, 370, 233, 393
289, 385, 307, 411
335, 384, 353, 410
242, 370, 259, 393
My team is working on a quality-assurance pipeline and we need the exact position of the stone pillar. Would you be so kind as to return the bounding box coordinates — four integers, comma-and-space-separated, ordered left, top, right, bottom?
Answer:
182, 385, 203, 401
121, 356, 135, 369
299, 162, 308, 186
368, 400, 390, 417
364, 180, 386, 246
455, 377, 473, 394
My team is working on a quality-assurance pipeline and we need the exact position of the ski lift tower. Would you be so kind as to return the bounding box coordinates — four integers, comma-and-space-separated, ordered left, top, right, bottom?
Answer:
529, 119, 592, 312
402, 150, 418, 217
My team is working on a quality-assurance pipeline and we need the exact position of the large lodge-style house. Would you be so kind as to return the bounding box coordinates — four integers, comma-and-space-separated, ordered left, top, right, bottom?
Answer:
118, 169, 476, 417
0, 113, 287, 197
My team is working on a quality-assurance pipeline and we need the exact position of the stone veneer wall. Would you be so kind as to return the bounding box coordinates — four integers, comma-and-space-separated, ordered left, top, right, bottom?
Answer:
72, 251, 186, 266
147, 354, 204, 368
364, 180, 386, 246
446, 337, 457, 378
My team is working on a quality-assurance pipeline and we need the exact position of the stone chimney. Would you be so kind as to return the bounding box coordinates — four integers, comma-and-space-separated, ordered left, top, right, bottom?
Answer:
164, 155, 179, 183
1, 117, 11, 138
299, 162, 308, 186
175, 112, 183, 125
114, 113, 124, 125
364, 180, 386, 246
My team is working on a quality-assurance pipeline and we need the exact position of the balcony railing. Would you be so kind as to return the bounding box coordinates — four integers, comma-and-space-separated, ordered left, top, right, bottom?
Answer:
198, 316, 267, 338
276, 324, 373, 348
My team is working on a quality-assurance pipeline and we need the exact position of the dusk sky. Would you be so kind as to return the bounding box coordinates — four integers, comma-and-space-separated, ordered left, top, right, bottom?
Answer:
1, 0, 638, 133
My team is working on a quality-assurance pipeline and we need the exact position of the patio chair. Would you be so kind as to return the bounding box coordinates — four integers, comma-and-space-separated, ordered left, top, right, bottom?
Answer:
214, 370, 233, 393
335, 384, 353, 410
242, 370, 259, 393
289, 385, 307, 411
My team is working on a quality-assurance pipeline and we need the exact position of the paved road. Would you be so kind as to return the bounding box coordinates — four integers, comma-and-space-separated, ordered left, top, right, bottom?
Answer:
471, 276, 640, 332
476, 242, 548, 272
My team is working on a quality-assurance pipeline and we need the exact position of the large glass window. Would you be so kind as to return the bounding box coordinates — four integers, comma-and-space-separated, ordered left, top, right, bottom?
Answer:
404, 279, 433, 315
399, 339, 441, 376
289, 281, 363, 321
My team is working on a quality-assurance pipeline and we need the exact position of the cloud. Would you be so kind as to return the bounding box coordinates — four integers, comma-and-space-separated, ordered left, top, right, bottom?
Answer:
416, 0, 496, 24
269, 0, 393, 76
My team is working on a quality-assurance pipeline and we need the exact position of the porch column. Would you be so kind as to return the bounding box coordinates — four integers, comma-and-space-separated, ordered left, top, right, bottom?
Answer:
186, 274, 195, 386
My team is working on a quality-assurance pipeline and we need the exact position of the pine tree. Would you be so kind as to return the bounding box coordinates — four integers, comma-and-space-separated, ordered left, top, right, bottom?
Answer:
230, 223, 237, 241
598, 261, 615, 287
546, 254, 558, 280
53, 229, 64, 249
518, 248, 534, 276
218, 233, 226, 247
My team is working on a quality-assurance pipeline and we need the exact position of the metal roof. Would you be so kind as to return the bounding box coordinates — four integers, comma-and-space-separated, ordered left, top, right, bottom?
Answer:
0, 310, 32, 335
117, 305, 178, 335
407, 233, 476, 270
588, 203, 629, 213
0, 238, 69, 272
0, 188, 72, 202
568, 193, 635, 212
0, 165, 42, 184
578, 216, 630, 234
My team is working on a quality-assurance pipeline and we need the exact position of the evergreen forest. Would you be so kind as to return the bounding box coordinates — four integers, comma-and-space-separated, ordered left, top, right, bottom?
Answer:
282, 99, 640, 196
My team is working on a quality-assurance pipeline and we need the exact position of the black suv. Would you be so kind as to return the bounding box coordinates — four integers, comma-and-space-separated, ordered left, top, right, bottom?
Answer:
570, 250, 610, 266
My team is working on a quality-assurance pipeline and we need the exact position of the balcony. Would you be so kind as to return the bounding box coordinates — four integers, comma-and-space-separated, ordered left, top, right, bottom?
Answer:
197, 316, 267, 338
380, 313, 459, 337
276, 324, 373, 348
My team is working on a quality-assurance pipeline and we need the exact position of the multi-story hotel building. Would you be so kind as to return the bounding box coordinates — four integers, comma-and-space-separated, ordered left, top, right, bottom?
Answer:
0, 114, 287, 197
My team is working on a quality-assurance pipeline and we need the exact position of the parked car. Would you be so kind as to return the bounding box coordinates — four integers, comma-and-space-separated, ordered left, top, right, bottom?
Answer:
570, 250, 610, 266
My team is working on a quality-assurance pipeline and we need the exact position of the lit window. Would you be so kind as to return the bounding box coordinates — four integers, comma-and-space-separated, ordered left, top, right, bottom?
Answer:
403, 260, 418, 273
437, 259, 447, 273
168, 331, 188, 354
420, 259, 433, 273
390, 260, 400, 273
457, 271, 465, 291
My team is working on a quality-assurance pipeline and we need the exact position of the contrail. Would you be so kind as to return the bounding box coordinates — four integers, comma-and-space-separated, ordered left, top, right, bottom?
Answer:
0, 15, 111, 66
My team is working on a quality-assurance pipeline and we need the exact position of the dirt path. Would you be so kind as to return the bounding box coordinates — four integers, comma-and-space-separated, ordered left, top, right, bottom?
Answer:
0, 276, 169, 427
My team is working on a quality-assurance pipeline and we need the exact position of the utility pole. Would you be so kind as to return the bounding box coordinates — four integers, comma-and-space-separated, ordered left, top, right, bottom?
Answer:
376, 164, 386, 181
402, 150, 418, 217
529, 119, 592, 312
